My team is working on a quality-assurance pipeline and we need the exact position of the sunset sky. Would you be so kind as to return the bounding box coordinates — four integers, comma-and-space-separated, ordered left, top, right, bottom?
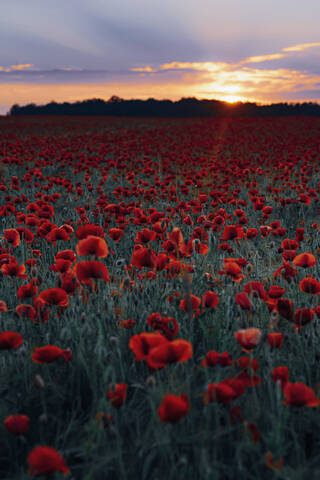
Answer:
1, 0, 320, 113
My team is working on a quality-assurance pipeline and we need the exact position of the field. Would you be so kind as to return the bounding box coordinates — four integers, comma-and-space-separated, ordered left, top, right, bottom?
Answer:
0, 115, 320, 479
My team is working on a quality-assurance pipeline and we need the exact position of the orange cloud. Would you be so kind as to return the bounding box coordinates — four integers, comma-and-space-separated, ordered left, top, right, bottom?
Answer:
282, 42, 320, 52
10, 64, 33, 71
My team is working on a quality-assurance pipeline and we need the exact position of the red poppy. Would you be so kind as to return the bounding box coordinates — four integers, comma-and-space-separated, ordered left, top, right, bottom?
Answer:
299, 276, 320, 294
293, 308, 313, 327
76, 224, 105, 239
158, 393, 190, 423
16, 304, 37, 322
147, 313, 179, 340
281, 238, 299, 250
55, 250, 77, 263
37, 288, 69, 307
293, 252, 316, 268
50, 259, 72, 274
135, 228, 156, 243
202, 291, 219, 309
283, 382, 320, 407
202, 382, 238, 405
234, 328, 262, 352
108, 228, 124, 242
146, 339, 193, 370
4, 414, 30, 435
131, 246, 157, 269
4, 228, 20, 247
76, 235, 109, 258
243, 281, 267, 300
1, 262, 28, 279
268, 285, 286, 299
107, 383, 128, 408
219, 260, 245, 282
267, 332, 283, 348
244, 421, 261, 443
179, 294, 201, 313
47, 227, 70, 243
32, 346, 72, 364
0, 331, 23, 350
129, 332, 169, 361
201, 350, 232, 367
221, 225, 245, 241
277, 298, 294, 320
74, 261, 110, 285
27, 446, 69, 476
16, 227, 34, 244
0, 300, 8, 312
235, 292, 252, 310
17, 282, 39, 300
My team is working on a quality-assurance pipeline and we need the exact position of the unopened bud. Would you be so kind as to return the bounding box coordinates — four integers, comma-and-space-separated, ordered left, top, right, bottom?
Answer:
34, 374, 45, 389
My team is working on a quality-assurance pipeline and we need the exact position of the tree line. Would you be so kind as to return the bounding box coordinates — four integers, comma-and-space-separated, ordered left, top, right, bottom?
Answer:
8, 96, 320, 117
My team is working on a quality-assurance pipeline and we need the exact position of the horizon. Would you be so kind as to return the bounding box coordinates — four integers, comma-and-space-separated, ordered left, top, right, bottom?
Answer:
1, 0, 320, 114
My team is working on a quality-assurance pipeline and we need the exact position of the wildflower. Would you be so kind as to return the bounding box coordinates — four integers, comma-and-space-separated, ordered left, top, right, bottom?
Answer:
27, 446, 69, 476
158, 394, 190, 423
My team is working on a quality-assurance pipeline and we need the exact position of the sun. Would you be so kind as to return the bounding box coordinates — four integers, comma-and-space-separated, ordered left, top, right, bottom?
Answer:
219, 95, 246, 103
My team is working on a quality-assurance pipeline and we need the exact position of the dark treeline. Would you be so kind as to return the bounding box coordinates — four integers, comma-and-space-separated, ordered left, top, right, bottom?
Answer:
8, 96, 320, 117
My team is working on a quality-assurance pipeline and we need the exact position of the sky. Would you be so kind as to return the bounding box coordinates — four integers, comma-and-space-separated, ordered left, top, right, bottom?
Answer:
1, 0, 320, 113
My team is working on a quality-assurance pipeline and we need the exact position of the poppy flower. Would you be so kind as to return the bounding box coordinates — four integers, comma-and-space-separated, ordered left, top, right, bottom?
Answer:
50, 259, 72, 274
244, 281, 267, 300
235, 292, 252, 310
146, 339, 193, 370
158, 393, 190, 423
0, 300, 8, 312
108, 228, 124, 242
234, 328, 262, 352
222, 225, 245, 241
131, 246, 157, 269
0, 331, 23, 350
299, 276, 320, 294
1, 262, 28, 279
32, 346, 72, 364
267, 332, 283, 348
277, 298, 294, 320
4, 228, 20, 247
16, 304, 37, 321
281, 238, 299, 250
107, 383, 127, 408
76, 235, 109, 258
4, 414, 30, 435
293, 252, 316, 268
179, 294, 201, 313
271, 366, 289, 389
76, 224, 105, 239
37, 288, 69, 308
74, 261, 110, 285
283, 382, 320, 407
201, 350, 232, 367
293, 308, 313, 327
27, 445, 69, 476
219, 260, 245, 282
129, 332, 169, 361
203, 382, 238, 405
55, 250, 76, 263
135, 228, 156, 243
16, 227, 34, 244
202, 291, 219, 309
17, 282, 39, 300
147, 314, 179, 340
268, 285, 286, 299
47, 227, 70, 243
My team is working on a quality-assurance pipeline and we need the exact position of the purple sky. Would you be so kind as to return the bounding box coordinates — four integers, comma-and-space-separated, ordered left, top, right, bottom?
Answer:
1, 0, 320, 113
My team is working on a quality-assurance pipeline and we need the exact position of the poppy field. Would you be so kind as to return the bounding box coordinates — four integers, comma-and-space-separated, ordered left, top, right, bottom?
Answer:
1, 115, 320, 479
